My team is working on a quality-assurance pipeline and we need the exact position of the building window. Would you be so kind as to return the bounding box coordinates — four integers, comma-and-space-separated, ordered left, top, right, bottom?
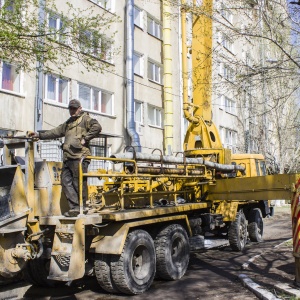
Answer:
222, 34, 233, 52
0, 61, 21, 93
147, 15, 161, 39
223, 64, 234, 81
134, 6, 143, 28
221, 4, 233, 23
220, 126, 237, 151
91, 0, 114, 12
148, 60, 162, 84
134, 100, 143, 123
148, 105, 162, 127
79, 30, 113, 63
48, 12, 68, 44
78, 83, 113, 115
133, 52, 144, 76
45, 74, 69, 104
224, 96, 236, 114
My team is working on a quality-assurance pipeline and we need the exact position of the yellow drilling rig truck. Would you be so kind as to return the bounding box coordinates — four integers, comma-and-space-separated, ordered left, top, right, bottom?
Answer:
0, 0, 299, 296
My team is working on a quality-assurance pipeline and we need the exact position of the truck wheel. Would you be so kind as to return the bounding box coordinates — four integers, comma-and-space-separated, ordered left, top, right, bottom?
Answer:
228, 211, 247, 251
248, 208, 263, 242
23, 258, 57, 287
95, 254, 119, 293
155, 224, 190, 280
111, 230, 156, 295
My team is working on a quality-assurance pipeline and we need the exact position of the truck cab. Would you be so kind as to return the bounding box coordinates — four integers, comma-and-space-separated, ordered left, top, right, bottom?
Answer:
231, 153, 267, 178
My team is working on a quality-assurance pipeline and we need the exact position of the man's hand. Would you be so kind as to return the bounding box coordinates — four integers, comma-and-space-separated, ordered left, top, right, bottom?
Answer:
27, 131, 40, 141
81, 138, 86, 146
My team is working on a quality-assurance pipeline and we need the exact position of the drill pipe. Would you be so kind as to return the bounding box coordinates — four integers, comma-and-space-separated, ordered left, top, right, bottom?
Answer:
136, 166, 204, 175
111, 152, 245, 173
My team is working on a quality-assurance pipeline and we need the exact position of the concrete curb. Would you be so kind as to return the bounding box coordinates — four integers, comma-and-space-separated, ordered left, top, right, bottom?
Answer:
239, 274, 281, 300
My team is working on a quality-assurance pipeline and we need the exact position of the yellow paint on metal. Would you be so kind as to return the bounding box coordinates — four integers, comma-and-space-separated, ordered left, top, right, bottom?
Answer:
25, 141, 35, 220
208, 174, 299, 201
215, 201, 238, 221
163, 0, 174, 153
91, 215, 191, 255
68, 218, 85, 280
100, 203, 209, 221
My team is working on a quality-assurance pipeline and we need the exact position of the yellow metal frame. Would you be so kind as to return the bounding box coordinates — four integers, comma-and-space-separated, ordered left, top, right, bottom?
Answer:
91, 215, 191, 255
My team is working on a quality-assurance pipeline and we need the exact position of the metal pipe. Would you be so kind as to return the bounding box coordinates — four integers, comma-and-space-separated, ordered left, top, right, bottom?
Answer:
111, 152, 245, 173
79, 157, 84, 215
35, 0, 46, 132
137, 166, 204, 175
126, 0, 141, 152
163, 0, 173, 154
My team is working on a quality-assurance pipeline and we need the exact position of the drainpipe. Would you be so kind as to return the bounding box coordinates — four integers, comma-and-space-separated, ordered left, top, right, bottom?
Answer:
163, 1, 173, 155
181, 0, 196, 123
126, 0, 141, 152
35, 0, 46, 133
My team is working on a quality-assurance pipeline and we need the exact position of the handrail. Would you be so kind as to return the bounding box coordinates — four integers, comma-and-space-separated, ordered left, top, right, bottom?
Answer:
78, 156, 137, 214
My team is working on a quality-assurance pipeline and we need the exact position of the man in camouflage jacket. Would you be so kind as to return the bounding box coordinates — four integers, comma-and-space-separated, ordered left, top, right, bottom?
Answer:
29, 99, 102, 217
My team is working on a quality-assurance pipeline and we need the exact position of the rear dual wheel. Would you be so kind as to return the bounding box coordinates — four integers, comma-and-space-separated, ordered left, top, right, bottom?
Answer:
155, 224, 190, 280
94, 225, 190, 295
95, 254, 118, 293
110, 230, 156, 295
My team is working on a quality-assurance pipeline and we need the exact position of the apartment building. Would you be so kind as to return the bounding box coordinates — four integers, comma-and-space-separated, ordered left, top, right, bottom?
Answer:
0, 0, 183, 165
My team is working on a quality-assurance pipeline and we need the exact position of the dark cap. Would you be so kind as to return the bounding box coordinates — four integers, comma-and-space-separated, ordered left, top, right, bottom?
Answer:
68, 99, 81, 108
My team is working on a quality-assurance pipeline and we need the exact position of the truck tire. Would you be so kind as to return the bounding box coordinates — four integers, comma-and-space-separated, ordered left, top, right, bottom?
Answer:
111, 230, 156, 295
23, 258, 57, 287
248, 208, 263, 242
95, 254, 119, 293
228, 211, 247, 251
155, 224, 190, 280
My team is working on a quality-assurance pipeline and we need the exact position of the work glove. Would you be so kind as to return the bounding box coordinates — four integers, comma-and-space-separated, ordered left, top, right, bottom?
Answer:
27, 131, 40, 141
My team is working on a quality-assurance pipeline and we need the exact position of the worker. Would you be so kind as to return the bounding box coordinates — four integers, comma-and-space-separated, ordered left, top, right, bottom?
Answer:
28, 99, 102, 217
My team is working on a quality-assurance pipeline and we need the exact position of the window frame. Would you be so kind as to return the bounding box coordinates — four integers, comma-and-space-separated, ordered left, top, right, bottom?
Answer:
44, 73, 70, 105
90, 0, 115, 12
79, 30, 113, 63
134, 6, 143, 29
0, 60, 22, 94
224, 96, 236, 114
148, 104, 162, 128
134, 100, 143, 124
133, 52, 144, 77
78, 82, 114, 115
220, 3, 233, 24
147, 14, 162, 39
47, 12, 69, 44
223, 64, 235, 81
148, 59, 163, 84
222, 33, 233, 52
220, 126, 237, 151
